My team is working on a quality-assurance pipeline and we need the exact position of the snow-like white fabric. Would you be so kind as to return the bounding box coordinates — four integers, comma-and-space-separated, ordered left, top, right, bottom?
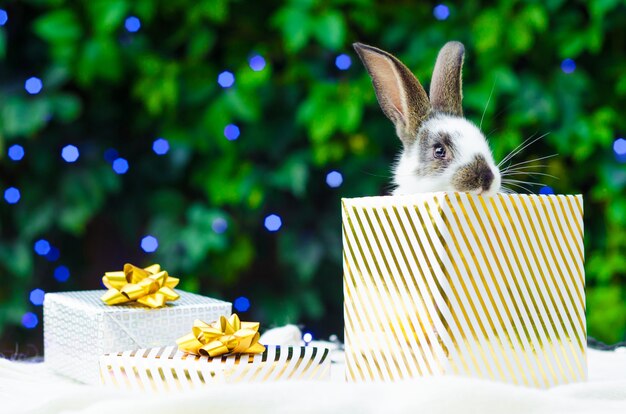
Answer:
2, 348, 625, 414
259, 324, 303, 347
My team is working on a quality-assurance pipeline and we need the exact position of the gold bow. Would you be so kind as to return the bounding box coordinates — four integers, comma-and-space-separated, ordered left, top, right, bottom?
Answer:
176, 314, 266, 357
101, 263, 180, 308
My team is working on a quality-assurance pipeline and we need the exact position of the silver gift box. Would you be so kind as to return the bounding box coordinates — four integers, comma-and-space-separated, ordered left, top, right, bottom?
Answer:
44, 290, 231, 384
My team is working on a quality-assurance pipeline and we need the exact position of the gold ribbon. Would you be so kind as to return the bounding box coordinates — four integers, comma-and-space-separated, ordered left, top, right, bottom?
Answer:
101, 263, 180, 308
176, 314, 266, 357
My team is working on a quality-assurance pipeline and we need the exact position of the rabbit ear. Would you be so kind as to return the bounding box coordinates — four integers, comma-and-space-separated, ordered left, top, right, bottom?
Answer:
429, 41, 465, 116
353, 42, 431, 146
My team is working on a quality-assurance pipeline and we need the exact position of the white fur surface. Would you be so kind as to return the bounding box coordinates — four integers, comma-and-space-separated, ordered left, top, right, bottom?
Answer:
2, 348, 626, 414
393, 115, 501, 195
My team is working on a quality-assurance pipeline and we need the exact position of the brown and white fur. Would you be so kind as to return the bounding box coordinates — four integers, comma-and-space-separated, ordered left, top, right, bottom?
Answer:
353, 41, 501, 196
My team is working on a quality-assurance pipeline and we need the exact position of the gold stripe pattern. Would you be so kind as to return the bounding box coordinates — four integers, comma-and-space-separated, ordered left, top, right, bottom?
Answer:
99, 345, 331, 391
342, 193, 586, 388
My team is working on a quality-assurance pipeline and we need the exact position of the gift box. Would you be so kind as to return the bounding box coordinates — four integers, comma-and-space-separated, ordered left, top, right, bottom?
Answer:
342, 193, 586, 388
44, 290, 231, 385
99, 345, 331, 391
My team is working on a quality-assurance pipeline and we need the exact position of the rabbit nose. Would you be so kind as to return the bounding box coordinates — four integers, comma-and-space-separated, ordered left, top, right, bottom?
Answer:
481, 168, 494, 190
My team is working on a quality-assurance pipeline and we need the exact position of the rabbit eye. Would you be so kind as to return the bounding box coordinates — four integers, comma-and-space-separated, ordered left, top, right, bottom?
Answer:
433, 145, 446, 159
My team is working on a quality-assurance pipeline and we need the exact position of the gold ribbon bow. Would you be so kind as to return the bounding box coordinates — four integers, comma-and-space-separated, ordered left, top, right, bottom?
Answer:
101, 263, 180, 308
176, 314, 266, 357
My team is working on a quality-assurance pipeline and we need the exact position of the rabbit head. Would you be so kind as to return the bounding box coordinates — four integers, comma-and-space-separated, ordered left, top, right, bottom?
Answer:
353, 41, 501, 196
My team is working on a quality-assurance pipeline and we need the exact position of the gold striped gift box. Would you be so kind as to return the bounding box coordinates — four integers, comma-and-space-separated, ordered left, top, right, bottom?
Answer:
99, 345, 330, 391
342, 193, 586, 388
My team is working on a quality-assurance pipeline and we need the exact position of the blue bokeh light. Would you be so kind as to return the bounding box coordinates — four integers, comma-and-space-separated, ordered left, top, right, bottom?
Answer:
61, 145, 80, 163
104, 148, 119, 163
45, 246, 60, 262
303, 332, 313, 343
224, 124, 240, 141
29, 288, 45, 306
8, 144, 25, 161
112, 158, 129, 174
335, 54, 352, 70
0, 9, 8, 26
125, 16, 141, 32
217, 71, 235, 88
25, 77, 43, 94
615, 138, 626, 163
54, 265, 70, 282
434, 4, 450, 20
34, 239, 51, 255
326, 170, 343, 188
141, 235, 159, 253
212, 217, 228, 234
561, 58, 576, 74
153, 138, 170, 155
22, 312, 38, 329
264, 214, 282, 232
234, 296, 251, 312
4, 187, 20, 204
249, 55, 266, 71
613, 138, 626, 155
539, 186, 555, 195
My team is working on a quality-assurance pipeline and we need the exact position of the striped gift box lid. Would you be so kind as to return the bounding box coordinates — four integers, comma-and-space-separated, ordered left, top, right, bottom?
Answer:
100, 345, 331, 391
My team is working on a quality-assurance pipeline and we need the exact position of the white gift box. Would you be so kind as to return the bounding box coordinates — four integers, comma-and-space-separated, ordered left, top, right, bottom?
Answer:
44, 290, 231, 384
99, 345, 331, 391
342, 193, 586, 388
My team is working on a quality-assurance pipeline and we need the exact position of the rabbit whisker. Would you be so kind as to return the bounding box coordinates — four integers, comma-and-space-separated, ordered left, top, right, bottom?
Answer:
480, 75, 498, 130
486, 127, 499, 139
500, 164, 549, 174
502, 154, 559, 171
498, 132, 550, 168
497, 131, 540, 167
498, 132, 537, 166
360, 170, 394, 179
498, 186, 518, 194
501, 178, 545, 187
501, 181, 534, 193
501, 171, 559, 180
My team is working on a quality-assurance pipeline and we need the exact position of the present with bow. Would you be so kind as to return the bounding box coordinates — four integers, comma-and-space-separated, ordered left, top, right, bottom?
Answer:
342, 193, 587, 388
44, 263, 232, 385
99, 314, 331, 391
176, 314, 266, 357
100, 263, 180, 308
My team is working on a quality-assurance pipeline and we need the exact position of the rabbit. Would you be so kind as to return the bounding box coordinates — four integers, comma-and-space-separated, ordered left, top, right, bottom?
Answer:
353, 41, 501, 196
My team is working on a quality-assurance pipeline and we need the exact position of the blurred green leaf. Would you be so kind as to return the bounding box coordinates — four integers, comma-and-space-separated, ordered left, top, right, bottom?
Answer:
473, 10, 502, 53
0, 242, 32, 279
0, 30, 6, 59
58, 167, 120, 234
50, 94, 82, 122
202, 0, 230, 23
187, 29, 216, 60
271, 152, 310, 197
313, 10, 346, 50
33, 9, 82, 44
2, 98, 50, 137
588, 285, 626, 343
523, 4, 548, 32
88, 0, 128, 34
279, 232, 322, 282
77, 38, 123, 84
272, 7, 311, 53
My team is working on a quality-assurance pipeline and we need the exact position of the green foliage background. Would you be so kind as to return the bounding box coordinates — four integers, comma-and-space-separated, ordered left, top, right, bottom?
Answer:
1, 0, 625, 352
